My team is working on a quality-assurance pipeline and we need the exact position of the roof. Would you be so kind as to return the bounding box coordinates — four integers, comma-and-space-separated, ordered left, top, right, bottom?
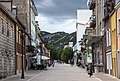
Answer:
31, 0, 38, 16
0, 3, 16, 22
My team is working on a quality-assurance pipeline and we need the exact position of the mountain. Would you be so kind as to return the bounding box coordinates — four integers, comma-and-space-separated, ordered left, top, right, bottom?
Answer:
41, 31, 76, 49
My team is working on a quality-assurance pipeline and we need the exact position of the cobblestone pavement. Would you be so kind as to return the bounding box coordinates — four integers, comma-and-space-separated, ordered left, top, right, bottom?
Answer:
1, 64, 120, 81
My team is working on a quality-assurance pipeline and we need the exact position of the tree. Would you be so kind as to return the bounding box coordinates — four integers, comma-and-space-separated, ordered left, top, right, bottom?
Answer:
52, 49, 59, 60
46, 43, 53, 50
61, 47, 73, 63
57, 50, 62, 60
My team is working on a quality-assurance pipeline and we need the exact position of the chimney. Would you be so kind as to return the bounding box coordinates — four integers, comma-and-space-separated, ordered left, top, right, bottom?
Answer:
12, 5, 17, 16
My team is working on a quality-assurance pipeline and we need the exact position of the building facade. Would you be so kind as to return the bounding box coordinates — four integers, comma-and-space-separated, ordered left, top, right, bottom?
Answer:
76, 10, 92, 65
0, 2, 16, 78
110, 10, 117, 77
103, 0, 115, 75
115, 1, 120, 78
30, 0, 38, 46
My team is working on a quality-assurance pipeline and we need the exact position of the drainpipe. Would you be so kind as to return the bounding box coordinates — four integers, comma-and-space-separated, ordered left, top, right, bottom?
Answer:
96, 0, 98, 35
92, 43, 94, 73
14, 23, 17, 75
12, 5, 17, 75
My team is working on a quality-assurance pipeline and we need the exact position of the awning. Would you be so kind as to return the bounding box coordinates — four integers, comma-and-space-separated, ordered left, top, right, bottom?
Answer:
32, 55, 50, 60
42, 56, 50, 60
85, 35, 102, 46
89, 36, 102, 45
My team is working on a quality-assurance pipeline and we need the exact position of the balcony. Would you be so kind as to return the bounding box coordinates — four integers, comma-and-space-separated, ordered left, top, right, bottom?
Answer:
89, 15, 96, 29
103, 0, 115, 21
26, 45, 35, 56
87, 0, 96, 10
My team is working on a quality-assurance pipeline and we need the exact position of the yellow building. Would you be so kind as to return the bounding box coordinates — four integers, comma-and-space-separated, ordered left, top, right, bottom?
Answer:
110, 11, 117, 77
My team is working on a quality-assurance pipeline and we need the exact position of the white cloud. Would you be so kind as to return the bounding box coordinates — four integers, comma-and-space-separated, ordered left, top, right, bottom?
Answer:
36, 14, 76, 33
36, 0, 55, 8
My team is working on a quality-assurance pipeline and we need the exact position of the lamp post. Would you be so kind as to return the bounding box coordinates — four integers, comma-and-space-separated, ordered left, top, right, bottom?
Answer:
39, 42, 42, 69
19, 28, 25, 79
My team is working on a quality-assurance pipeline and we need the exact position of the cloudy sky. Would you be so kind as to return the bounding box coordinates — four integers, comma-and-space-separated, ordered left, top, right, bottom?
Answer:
34, 0, 88, 33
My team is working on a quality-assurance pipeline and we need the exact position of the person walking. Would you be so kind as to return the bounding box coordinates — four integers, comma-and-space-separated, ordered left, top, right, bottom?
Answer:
70, 59, 74, 67
87, 63, 93, 77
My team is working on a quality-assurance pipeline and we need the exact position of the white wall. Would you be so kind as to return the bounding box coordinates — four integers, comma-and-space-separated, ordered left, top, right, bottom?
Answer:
69, 42, 73, 47
31, 1, 37, 46
76, 10, 92, 53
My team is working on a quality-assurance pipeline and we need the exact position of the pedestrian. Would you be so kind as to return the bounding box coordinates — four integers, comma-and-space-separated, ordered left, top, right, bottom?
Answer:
87, 63, 93, 77
52, 61, 55, 67
70, 59, 74, 67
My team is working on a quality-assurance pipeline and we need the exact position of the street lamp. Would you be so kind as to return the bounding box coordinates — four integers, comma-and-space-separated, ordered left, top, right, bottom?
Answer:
19, 28, 26, 79
39, 42, 43, 69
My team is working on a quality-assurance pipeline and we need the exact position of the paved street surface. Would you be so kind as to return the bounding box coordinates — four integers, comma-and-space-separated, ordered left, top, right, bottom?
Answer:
1, 64, 120, 81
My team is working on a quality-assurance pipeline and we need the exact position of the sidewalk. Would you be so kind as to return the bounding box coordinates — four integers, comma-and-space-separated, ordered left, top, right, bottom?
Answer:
94, 73, 120, 81
0, 70, 43, 81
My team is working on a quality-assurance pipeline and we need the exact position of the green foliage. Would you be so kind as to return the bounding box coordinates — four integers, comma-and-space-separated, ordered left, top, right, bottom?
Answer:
61, 47, 73, 63
57, 50, 62, 60
41, 31, 76, 61
41, 31, 76, 50
46, 43, 53, 50
52, 50, 58, 60
51, 49, 62, 60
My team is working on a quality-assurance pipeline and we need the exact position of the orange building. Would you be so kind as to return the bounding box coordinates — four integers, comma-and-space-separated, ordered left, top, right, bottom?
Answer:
115, 2, 120, 78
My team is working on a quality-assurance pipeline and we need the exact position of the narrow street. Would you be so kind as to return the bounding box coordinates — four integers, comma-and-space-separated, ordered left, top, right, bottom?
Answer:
1, 64, 120, 81
28, 64, 100, 81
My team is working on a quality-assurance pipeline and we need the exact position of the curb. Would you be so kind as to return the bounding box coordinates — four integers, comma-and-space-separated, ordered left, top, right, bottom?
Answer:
94, 73, 120, 81
0, 70, 43, 81
0, 74, 20, 81
104, 73, 120, 81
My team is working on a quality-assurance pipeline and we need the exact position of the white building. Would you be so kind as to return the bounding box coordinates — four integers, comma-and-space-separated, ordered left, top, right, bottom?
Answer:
75, 10, 92, 65
64, 42, 73, 49
30, 0, 38, 46
76, 10, 92, 53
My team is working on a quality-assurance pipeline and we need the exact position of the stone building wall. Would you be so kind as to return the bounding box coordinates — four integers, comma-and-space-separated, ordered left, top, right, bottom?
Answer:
0, 9, 15, 78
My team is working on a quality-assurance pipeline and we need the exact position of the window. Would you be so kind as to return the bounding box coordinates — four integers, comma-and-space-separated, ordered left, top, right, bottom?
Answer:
108, 29, 111, 45
106, 29, 111, 46
11, 25, 13, 38
16, 26, 19, 43
1, 19, 4, 34
106, 30, 109, 46
7, 23, 9, 37
2, 57, 4, 69
118, 19, 120, 34
0, 18, 2, 32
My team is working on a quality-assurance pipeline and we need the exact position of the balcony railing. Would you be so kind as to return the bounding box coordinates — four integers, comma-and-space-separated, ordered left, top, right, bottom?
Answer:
103, 0, 115, 21
89, 15, 96, 29
87, 0, 96, 10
